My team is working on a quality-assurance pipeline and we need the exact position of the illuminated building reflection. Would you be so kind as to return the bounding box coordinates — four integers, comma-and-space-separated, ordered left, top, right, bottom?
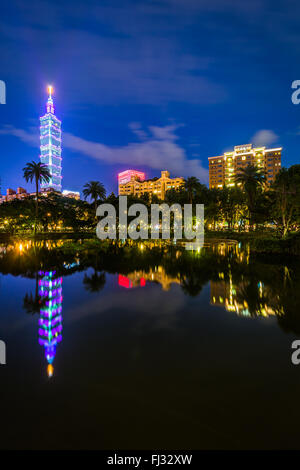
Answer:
118, 266, 181, 291
118, 274, 146, 289
210, 271, 278, 317
38, 270, 63, 378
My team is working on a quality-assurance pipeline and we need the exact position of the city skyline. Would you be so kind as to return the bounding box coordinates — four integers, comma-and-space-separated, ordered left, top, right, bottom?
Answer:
0, 81, 290, 198
1, 0, 300, 456
0, 1, 300, 197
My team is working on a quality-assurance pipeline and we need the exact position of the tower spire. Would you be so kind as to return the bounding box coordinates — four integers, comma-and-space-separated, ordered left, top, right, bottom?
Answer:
46, 85, 54, 114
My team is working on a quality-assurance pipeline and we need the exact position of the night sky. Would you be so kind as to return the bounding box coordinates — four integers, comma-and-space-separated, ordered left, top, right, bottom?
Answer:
1, 0, 300, 195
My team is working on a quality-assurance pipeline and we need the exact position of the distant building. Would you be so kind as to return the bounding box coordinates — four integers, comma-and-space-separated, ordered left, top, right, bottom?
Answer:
17, 187, 27, 195
0, 186, 61, 204
40, 187, 61, 196
118, 266, 181, 291
0, 187, 28, 203
62, 190, 80, 200
208, 144, 282, 189
40, 86, 62, 192
118, 170, 184, 200
6, 188, 16, 196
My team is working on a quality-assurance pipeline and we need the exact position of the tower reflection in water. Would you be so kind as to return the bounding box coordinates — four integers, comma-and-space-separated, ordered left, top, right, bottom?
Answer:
38, 271, 63, 378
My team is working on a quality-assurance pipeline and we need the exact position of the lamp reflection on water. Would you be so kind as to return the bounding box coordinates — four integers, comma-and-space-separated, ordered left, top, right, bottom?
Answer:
38, 270, 63, 378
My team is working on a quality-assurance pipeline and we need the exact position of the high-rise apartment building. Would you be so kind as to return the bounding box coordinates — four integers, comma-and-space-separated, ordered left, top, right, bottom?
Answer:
118, 170, 184, 200
40, 86, 62, 192
208, 144, 282, 189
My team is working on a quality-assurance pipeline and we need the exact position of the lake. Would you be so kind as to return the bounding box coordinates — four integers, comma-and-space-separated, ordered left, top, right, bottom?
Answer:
0, 239, 300, 449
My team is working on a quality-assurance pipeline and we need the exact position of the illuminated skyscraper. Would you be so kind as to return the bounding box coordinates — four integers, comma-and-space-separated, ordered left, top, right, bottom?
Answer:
38, 270, 63, 378
40, 86, 62, 192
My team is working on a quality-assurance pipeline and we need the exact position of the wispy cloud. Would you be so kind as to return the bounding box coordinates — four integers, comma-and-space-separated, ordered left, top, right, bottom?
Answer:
65, 276, 185, 331
0, 125, 38, 146
251, 129, 279, 147
0, 123, 209, 182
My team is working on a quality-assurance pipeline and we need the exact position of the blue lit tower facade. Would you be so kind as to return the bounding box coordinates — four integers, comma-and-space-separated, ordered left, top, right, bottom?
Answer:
38, 270, 63, 378
40, 86, 62, 192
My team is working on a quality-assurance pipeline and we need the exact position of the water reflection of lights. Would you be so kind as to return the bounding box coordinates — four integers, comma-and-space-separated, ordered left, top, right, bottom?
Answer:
211, 277, 277, 318
47, 364, 54, 378
118, 267, 181, 291
38, 271, 63, 378
118, 274, 146, 289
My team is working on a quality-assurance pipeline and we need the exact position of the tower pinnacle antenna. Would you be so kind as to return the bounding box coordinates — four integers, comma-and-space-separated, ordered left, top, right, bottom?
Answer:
46, 85, 54, 114
48, 85, 53, 99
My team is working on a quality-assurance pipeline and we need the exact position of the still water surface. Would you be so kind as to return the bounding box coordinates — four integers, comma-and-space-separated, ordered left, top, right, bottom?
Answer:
0, 239, 300, 449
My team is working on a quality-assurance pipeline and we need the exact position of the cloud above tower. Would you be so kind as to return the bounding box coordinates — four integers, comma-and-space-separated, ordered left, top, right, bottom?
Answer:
0, 123, 209, 182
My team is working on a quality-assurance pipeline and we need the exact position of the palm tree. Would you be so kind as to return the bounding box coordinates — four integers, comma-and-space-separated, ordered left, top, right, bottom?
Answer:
234, 164, 265, 229
23, 291, 46, 314
83, 270, 106, 293
83, 181, 106, 214
23, 272, 46, 315
185, 177, 200, 204
23, 161, 51, 234
181, 275, 203, 297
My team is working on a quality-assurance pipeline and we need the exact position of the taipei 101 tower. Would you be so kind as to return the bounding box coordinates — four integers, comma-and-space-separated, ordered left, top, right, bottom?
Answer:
39, 86, 62, 192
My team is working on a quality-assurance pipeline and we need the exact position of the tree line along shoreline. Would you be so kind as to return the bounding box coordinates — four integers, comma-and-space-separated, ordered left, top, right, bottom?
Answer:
0, 161, 299, 255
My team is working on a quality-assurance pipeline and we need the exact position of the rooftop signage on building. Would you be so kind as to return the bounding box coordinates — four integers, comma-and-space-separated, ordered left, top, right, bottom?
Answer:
118, 170, 145, 185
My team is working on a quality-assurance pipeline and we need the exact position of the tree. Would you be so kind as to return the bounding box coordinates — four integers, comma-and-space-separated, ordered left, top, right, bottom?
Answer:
205, 188, 222, 230
270, 165, 300, 238
83, 181, 106, 215
234, 164, 265, 229
219, 186, 245, 230
185, 177, 201, 204
83, 270, 106, 293
23, 290, 46, 315
23, 161, 51, 234
165, 187, 186, 205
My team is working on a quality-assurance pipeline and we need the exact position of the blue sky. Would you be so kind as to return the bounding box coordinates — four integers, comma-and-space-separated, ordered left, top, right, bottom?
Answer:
0, 0, 300, 195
